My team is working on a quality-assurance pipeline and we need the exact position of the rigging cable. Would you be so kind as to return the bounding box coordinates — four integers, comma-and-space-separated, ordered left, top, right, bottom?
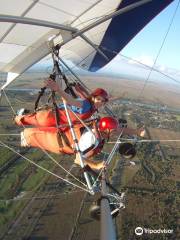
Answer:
0, 140, 90, 193
99, 47, 180, 85
97, 1, 180, 88
107, 139, 180, 144
138, 0, 180, 98
120, 53, 180, 84
1, 89, 17, 115
92, 129, 124, 188
0, 189, 84, 202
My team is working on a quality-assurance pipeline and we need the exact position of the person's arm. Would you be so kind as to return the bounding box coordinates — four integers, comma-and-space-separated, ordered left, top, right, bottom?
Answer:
44, 78, 83, 108
74, 83, 90, 99
74, 154, 104, 170
92, 120, 101, 139
116, 126, 146, 137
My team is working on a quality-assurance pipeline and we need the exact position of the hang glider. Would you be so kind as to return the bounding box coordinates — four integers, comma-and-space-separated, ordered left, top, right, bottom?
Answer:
0, 0, 174, 90
0, 1, 177, 239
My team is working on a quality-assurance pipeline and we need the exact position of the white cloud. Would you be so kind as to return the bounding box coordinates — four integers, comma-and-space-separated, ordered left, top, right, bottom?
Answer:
128, 55, 154, 67
158, 64, 166, 72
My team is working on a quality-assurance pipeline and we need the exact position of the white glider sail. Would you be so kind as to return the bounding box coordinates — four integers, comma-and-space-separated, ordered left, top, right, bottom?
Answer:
0, 0, 174, 89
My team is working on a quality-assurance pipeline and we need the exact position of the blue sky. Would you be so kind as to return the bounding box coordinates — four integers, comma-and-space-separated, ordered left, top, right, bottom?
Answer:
100, 0, 180, 83
122, 0, 180, 69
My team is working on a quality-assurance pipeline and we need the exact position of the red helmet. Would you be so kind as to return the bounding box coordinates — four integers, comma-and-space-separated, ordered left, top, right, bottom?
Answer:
91, 88, 109, 101
99, 117, 119, 131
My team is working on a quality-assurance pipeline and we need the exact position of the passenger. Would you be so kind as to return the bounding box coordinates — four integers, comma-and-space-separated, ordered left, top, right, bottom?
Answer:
20, 117, 145, 170
14, 78, 109, 128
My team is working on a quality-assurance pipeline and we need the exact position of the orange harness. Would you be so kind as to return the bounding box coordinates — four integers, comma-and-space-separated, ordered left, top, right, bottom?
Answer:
15, 102, 96, 129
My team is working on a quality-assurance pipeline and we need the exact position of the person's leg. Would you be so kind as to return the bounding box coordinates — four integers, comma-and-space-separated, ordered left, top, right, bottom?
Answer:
21, 128, 62, 154
21, 131, 29, 147
14, 109, 57, 127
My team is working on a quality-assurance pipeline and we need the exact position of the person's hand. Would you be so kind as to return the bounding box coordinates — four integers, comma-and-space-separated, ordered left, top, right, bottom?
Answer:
74, 82, 83, 92
44, 78, 60, 92
137, 126, 146, 137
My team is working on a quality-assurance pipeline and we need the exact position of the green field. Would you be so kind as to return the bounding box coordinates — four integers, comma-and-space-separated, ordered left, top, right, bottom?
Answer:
0, 92, 62, 234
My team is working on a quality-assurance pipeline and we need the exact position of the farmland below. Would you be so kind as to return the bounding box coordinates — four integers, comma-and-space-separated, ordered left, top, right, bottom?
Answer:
0, 81, 180, 239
